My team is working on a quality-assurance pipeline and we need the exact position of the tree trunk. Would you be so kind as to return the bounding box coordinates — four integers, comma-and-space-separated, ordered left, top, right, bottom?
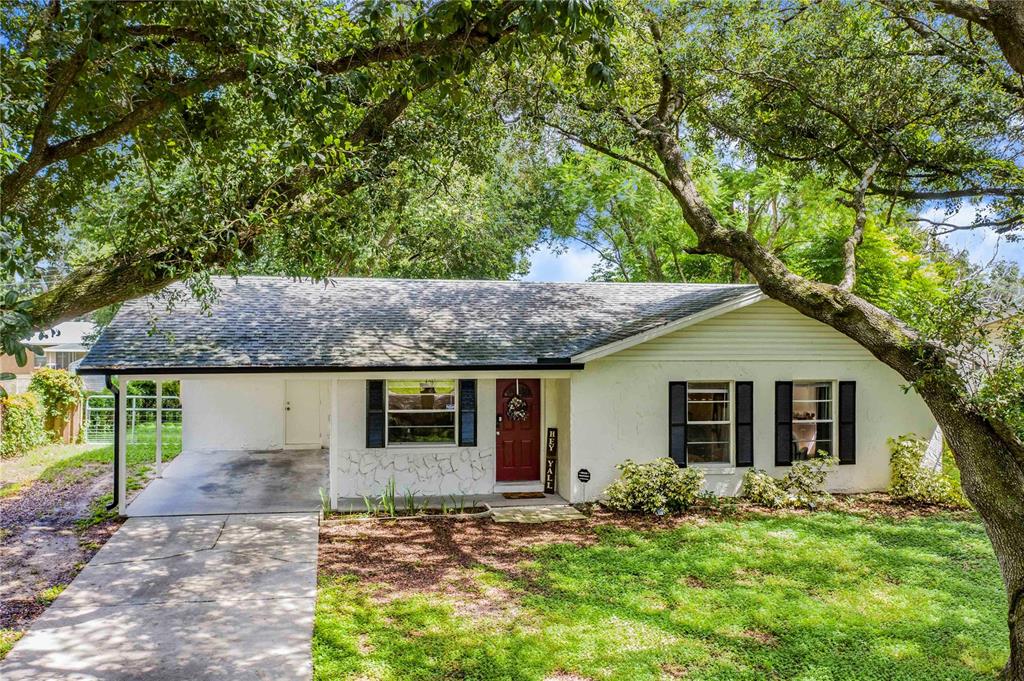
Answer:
920, 383, 1024, 680
642, 122, 1024, 678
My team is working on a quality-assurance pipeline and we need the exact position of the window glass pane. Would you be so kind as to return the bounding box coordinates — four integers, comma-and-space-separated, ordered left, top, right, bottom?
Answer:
793, 422, 833, 459
792, 382, 831, 421
687, 423, 731, 445
386, 380, 456, 445
388, 426, 456, 444
687, 382, 730, 422
387, 380, 456, 411
687, 400, 729, 422
685, 382, 731, 464
687, 442, 730, 464
388, 412, 455, 428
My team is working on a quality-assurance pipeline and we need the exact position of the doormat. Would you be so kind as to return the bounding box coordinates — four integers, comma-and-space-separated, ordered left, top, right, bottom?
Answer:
502, 492, 546, 500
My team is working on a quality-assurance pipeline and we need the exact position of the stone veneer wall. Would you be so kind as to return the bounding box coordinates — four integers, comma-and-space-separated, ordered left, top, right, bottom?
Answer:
336, 446, 495, 497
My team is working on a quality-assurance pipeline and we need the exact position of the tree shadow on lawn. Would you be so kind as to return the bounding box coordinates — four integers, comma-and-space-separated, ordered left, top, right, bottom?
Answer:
314, 511, 1007, 681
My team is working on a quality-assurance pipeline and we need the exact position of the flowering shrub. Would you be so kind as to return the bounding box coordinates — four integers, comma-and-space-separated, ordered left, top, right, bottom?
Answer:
889, 434, 969, 507
740, 469, 787, 508
28, 368, 82, 440
604, 458, 705, 515
741, 453, 838, 509
0, 392, 46, 458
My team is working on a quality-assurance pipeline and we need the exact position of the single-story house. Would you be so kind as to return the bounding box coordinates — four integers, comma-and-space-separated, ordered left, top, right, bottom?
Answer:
1, 320, 96, 394
76, 276, 936, 513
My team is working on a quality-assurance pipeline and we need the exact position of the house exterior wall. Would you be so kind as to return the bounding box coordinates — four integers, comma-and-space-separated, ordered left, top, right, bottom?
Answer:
181, 376, 328, 451
329, 375, 573, 503
332, 378, 498, 500
565, 300, 937, 502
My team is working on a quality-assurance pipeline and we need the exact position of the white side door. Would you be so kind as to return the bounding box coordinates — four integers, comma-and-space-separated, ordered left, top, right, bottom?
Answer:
285, 380, 321, 448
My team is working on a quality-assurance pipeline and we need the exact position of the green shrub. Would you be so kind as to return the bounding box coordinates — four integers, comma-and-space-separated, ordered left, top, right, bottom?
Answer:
0, 392, 46, 458
889, 434, 969, 507
28, 368, 82, 440
603, 458, 705, 515
740, 469, 787, 508
741, 453, 838, 509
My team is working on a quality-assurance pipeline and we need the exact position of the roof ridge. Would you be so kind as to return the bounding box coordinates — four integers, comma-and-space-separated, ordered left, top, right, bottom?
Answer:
208, 275, 757, 288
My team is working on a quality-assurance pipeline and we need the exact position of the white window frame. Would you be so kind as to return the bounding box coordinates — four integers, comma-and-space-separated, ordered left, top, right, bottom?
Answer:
685, 380, 734, 466
791, 380, 837, 459
385, 379, 458, 447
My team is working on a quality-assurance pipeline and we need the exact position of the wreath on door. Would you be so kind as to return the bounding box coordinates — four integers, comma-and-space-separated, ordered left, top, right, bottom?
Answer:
506, 395, 529, 422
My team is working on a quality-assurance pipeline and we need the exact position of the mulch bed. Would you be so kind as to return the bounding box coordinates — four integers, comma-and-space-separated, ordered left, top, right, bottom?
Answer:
318, 498, 975, 603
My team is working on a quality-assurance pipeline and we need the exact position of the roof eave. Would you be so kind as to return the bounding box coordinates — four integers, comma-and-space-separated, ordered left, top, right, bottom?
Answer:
76, 361, 586, 376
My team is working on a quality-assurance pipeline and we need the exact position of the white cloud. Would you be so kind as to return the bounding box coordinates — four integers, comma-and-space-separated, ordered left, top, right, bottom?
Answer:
523, 243, 603, 282
925, 204, 1024, 268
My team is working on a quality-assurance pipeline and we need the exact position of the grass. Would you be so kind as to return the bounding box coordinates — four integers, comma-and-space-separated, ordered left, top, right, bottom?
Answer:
0, 630, 24, 659
313, 511, 1006, 680
1, 423, 183, 495
35, 584, 66, 606
1, 423, 183, 530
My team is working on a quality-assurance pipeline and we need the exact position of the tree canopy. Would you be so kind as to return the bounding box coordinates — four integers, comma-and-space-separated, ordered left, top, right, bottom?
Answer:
2, 2, 1024, 671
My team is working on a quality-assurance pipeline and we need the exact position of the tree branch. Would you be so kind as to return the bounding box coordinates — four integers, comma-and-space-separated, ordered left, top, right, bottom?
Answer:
2, 16, 515, 208
911, 213, 1023, 234
540, 117, 669, 184
865, 184, 1024, 200
840, 156, 885, 291
932, 0, 1024, 77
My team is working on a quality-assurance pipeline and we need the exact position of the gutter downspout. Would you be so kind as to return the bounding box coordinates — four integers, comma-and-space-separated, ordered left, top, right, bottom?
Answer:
105, 374, 119, 511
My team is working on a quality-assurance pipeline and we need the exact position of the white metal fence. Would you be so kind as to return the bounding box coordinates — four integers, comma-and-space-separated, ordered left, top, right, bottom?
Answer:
84, 394, 182, 444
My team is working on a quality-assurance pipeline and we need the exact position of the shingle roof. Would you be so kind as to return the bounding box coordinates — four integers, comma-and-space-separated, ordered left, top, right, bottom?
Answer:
77, 277, 761, 373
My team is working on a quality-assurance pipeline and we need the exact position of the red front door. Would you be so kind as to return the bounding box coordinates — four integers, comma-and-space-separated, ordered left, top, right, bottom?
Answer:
496, 378, 541, 481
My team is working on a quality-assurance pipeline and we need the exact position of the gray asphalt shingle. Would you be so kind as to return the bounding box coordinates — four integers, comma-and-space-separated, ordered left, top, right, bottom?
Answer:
77, 277, 760, 372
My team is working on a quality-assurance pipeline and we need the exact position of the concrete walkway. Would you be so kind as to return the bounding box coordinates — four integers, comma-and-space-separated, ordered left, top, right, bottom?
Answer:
0, 513, 319, 681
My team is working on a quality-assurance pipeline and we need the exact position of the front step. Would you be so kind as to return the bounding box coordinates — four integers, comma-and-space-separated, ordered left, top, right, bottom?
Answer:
489, 505, 587, 523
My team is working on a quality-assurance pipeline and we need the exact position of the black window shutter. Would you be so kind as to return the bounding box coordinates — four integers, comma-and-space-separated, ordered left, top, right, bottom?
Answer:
775, 381, 793, 466
735, 381, 754, 467
458, 379, 477, 447
366, 380, 385, 448
668, 382, 688, 467
838, 381, 856, 465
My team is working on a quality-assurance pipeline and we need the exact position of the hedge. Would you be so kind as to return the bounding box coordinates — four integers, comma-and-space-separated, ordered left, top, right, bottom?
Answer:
0, 392, 47, 458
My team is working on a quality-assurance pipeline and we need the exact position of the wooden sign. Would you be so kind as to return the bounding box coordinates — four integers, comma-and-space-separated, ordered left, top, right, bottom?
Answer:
544, 428, 558, 494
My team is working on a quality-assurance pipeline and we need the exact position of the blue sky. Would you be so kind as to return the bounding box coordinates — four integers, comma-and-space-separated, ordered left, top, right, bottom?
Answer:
525, 209, 1024, 283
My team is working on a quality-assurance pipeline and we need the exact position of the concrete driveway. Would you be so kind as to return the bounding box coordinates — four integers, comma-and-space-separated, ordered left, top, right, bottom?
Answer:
0, 513, 319, 681
127, 449, 328, 516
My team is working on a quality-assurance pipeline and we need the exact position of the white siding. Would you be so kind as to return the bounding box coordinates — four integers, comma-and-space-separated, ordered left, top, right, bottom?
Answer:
614, 299, 874, 362
567, 300, 936, 502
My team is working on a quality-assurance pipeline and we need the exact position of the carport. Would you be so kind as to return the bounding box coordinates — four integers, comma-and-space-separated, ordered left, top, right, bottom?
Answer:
127, 448, 328, 516
86, 372, 331, 517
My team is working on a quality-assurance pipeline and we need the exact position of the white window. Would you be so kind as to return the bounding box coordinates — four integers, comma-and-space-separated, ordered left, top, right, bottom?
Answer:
686, 381, 732, 464
792, 381, 833, 459
386, 380, 456, 445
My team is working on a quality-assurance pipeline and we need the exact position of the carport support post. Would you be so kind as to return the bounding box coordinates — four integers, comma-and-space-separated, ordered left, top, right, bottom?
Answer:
117, 376, 128, 516
155, 380, 163, 477
329, 380, 339, 511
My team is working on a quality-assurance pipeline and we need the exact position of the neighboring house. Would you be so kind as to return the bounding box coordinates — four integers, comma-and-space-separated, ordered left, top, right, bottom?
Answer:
1, 321, 96, 394
76, 276, 936, 510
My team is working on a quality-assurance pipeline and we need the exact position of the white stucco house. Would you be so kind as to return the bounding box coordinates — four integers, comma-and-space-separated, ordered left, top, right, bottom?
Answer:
76, 276, 937, 512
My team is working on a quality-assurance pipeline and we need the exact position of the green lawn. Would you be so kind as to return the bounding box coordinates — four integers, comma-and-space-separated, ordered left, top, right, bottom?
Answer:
314, 510, 1006, 680
2, 423, 183, 493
